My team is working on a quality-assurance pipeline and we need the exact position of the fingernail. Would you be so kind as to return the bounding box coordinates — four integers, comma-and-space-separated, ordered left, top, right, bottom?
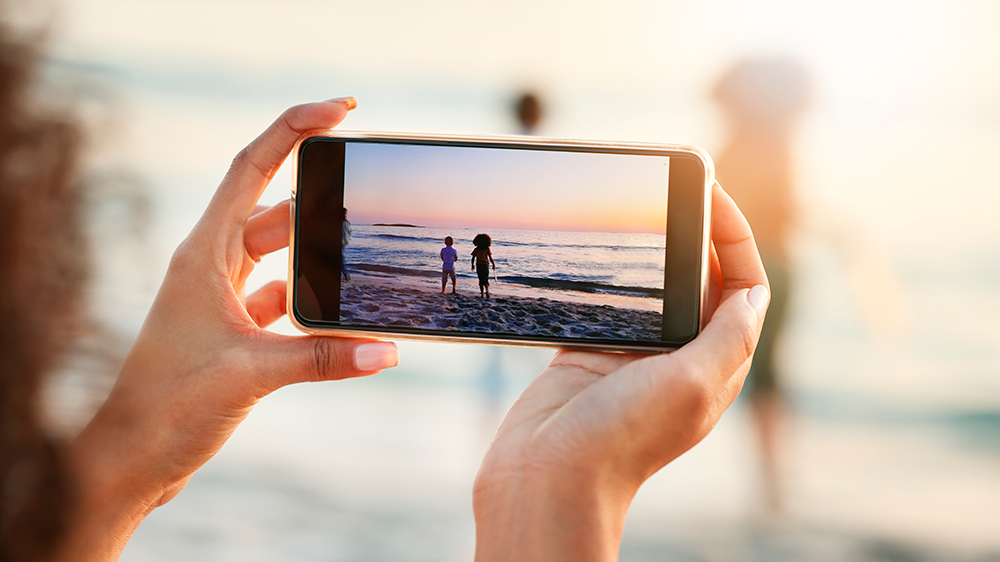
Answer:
325, 96, 358, 110
354, 342, 398, 371
747, 284, 769, 317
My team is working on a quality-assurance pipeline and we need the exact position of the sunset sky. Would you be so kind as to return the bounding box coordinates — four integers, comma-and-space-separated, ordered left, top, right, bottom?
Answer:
343, 142, 670, 233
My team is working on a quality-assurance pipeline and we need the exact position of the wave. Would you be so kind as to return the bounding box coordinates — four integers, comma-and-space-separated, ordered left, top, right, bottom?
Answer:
498, 275, 663, 299
348, 263, 442, 278
346, 263, 663, 299
358, 233, 446, 245
357, 232, 664, 252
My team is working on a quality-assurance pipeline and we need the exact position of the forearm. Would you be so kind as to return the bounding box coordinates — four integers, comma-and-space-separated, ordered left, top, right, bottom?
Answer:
56, 410, 165, 562
54, 351, 197, 562
473, 466, 633, 562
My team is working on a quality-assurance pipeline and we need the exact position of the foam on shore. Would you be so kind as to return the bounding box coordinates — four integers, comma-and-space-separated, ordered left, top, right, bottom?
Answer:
339, 280, 663, 342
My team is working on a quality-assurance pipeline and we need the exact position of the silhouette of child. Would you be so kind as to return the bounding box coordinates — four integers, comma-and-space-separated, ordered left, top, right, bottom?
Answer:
471, 233, 496, 298
440, 236, 458, 294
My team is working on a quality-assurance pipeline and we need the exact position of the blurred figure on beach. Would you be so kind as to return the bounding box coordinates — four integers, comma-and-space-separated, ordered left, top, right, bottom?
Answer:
440, 236, 458, 294
341, 207, 352, 281
513, 91, 544, 135
476, 89, 551, 431
713, 56, 810, 514
471, 233, 495, 298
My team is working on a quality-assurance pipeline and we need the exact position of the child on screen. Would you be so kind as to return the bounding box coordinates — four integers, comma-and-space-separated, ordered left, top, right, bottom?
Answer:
441, 236, 458, 294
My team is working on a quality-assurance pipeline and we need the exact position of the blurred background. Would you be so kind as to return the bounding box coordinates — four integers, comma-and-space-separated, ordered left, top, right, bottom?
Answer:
24, 0, 1000, 560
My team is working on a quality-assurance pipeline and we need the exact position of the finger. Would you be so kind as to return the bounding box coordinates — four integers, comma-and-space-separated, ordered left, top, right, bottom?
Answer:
669, 284, 768, 390
253, 335, 398, 394
250, 204, 270, 217
207, 98, 357, 225
246, 280, 287, 328
245, 199, 292, 261
711, 182, 768, 296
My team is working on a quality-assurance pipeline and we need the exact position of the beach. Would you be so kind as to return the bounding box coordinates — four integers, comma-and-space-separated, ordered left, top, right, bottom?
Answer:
330, 223, 668, 342
121, 378, 1000, 562
340, 280, 663, 341
49, 20, 1000, 561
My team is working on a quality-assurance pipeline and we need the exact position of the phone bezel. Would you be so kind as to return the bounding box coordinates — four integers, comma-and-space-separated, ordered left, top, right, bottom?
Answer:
288, 130, 713, 353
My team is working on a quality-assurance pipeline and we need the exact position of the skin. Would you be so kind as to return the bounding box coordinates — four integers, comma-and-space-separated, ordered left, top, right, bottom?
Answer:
53, 99, 768, 561
58, 99, 399, 561
472, 183, 769, 561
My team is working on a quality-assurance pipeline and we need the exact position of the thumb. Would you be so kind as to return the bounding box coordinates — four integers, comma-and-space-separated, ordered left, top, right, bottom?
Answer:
668, 284, 769, 390
253, 335, 398, 393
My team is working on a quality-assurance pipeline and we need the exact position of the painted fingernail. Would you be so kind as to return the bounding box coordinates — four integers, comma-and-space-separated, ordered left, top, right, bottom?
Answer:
747, 284, 769, 317
325, 96, 358, 110
354, 342, 398, 371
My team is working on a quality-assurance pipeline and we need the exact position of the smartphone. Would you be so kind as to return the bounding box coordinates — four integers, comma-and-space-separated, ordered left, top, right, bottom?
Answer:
289, 131, 713, 352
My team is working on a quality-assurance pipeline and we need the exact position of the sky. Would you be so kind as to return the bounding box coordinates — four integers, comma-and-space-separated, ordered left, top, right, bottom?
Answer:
343, 142, 670, 233
24, 0, 1000, 410
40, 0, 1000, 251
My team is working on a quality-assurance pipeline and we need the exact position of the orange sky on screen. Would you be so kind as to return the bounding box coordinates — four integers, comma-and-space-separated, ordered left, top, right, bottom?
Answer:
344, 143, 669, 234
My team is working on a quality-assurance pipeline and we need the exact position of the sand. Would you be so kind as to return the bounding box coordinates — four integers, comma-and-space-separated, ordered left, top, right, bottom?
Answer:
339, 281, 663, 342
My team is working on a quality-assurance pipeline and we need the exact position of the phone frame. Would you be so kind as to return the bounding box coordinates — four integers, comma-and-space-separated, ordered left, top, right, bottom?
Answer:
288, 130, 714, 353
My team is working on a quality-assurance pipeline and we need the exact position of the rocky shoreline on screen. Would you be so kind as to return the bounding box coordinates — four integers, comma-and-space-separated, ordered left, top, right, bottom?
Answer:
339, 282, 662, 342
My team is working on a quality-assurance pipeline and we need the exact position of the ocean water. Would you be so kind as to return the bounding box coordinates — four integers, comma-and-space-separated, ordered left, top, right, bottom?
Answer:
39, 25, 1000, 560
346, 224, 666, 300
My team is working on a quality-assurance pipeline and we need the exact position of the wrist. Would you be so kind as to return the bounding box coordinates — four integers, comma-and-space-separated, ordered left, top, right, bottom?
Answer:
473, 457, 636, 562
57, 395, 169, 561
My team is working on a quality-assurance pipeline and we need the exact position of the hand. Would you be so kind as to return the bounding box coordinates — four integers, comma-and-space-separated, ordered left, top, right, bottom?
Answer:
472, 183, 768, 562
62, 99, 399, 561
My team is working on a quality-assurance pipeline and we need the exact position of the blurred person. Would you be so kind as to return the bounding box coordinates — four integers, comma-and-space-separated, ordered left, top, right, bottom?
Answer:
513, 91, 544, 135
713, 56, 810, 514
472, 89, 550, 423
0, 20, 88, 560
0, 19, 770, 561
340, 206, 352, 281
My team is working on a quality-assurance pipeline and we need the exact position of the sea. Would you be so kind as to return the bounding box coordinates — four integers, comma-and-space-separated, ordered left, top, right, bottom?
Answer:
37, 21, 1000, 560
346, 224, 666, 306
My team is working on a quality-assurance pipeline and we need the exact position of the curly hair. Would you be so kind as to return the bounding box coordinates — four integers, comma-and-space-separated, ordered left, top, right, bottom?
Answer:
472, 233, 491, 249
0, 20, 87, 561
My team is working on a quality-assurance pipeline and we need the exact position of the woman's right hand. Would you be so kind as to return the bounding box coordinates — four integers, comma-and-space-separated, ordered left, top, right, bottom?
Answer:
61, 99, 399, 562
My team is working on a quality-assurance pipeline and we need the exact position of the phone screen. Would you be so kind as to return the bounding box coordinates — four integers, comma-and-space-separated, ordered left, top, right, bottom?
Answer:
294, 137, 707, 349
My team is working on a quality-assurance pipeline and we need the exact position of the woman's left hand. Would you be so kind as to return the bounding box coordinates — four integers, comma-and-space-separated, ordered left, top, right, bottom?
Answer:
61, 99, 399, 562
473, 183, 768, 561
